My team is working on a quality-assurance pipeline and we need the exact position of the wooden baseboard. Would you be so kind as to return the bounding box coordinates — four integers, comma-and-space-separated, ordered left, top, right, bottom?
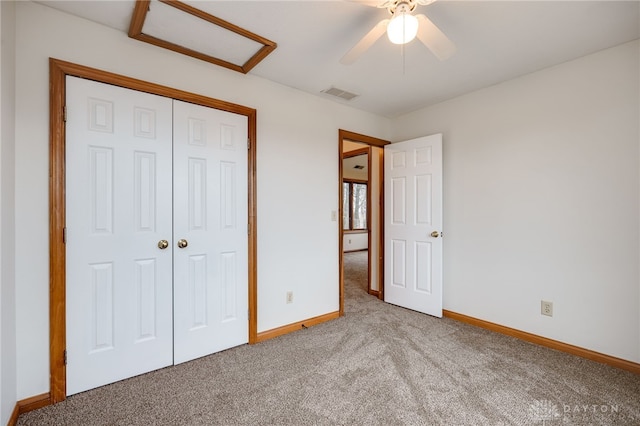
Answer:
255, 311, 340, 343
443, 310, 640, 375
17, 392, 51, 414
368, 289, 379, 297
8, 392, 52, 425
8, 403, 20, 426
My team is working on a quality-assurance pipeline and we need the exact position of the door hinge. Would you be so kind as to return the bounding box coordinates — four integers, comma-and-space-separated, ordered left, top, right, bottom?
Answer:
248, 223, 250, 235
247, 309, 250, 321
63, 227, 67, 244
63, 350, 67, 365
247, 139, 250, 150
63, 105, 67, 122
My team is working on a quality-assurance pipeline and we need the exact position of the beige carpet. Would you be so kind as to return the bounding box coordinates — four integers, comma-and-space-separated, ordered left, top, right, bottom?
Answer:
344, 250, 369, 293
18, 251, 640, 425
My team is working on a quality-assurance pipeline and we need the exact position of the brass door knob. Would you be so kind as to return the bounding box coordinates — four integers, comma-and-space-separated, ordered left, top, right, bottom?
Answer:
177, 239, 188, 249
430, 231, 440, 238
157, 240, 169, 249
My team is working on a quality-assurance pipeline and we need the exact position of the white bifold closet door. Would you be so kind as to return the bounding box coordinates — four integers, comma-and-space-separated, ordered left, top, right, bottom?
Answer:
65, 76, 248, 396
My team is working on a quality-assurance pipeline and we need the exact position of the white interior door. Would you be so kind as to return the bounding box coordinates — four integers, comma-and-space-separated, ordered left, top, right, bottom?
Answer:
66, 76, 174, 395
384, 134, 443, 317
172, 100, 249, 364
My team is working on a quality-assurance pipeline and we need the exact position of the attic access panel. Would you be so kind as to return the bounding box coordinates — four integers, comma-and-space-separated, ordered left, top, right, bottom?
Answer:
129, 0, 277, 74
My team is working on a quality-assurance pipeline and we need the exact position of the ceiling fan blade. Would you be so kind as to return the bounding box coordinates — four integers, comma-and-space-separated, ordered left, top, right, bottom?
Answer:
340, 19, 389, 65
415, 14, 456, 61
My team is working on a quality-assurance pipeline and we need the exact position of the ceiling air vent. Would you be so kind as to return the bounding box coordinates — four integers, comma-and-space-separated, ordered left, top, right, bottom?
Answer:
321, 87, 359, 101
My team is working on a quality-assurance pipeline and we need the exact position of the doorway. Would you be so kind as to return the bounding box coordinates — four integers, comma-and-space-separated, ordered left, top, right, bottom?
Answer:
342, 145, 370, 297
338, 130, 389, 316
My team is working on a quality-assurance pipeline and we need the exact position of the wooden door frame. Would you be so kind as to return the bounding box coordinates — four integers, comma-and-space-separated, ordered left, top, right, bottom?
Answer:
338, 130, 389, 316
49, 58, 258, 403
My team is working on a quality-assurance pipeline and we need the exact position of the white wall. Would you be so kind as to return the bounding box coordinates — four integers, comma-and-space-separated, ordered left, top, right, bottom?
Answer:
14, 1, 391, 399
343, 233, 368, 252
1, 0, 17, 423
393, 41, 640, 363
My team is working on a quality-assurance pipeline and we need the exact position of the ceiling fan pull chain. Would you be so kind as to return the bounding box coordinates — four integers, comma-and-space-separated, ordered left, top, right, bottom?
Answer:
402, 40, 406, 75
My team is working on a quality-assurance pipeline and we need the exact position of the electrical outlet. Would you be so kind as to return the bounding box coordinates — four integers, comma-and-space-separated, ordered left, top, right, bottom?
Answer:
541, 300, 553, 317
286, 291, 293, 304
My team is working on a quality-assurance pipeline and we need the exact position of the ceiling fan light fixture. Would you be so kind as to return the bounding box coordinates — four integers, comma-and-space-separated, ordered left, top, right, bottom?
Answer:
387, 11, 418, 45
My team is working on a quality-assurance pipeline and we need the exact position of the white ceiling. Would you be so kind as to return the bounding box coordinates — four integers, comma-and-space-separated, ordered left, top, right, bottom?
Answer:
36, 0, 640, 118
343, 154, 369, 180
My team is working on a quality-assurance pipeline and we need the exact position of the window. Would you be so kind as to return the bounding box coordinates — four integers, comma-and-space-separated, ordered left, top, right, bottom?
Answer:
343, 180, 367, 230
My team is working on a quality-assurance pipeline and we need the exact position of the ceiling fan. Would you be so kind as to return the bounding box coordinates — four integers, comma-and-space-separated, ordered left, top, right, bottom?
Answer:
340, 0, 456, 65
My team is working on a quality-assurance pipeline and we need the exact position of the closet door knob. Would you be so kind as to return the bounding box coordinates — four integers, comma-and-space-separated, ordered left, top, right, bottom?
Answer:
177, 239, 188, 249
158, 240, 169, 249
430, 231, 440, 238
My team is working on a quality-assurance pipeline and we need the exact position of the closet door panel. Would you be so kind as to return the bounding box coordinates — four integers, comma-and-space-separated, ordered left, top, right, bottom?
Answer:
173, 100, 249, 364
66, 76, 174, 395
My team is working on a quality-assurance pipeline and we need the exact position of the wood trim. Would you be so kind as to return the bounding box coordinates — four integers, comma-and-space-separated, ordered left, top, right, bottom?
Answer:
127, 0, 149, 37
339, 129, 390, 148
8, 404, 20, 426
343, 178, 368, 185
343, 147, 370, 158
50, 59, 255, 116
18, 393, 51, 414
443, 310, 640, 375
248, 109, 258, 344
8, 392, 53, 426
48, 58, 259, 403
377, 149, 385, 300
366, 147, 372, 294
338, 135, 345, 316
255, 311, 340, 343
49, 59, 67, 404
368, 289, 380, 297
9, 393, 53, 425
128, 0, 277, 74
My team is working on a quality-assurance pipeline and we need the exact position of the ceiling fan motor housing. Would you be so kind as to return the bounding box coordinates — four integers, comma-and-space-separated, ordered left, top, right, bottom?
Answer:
388, 1, 416, 16
386, 0, 436, 15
